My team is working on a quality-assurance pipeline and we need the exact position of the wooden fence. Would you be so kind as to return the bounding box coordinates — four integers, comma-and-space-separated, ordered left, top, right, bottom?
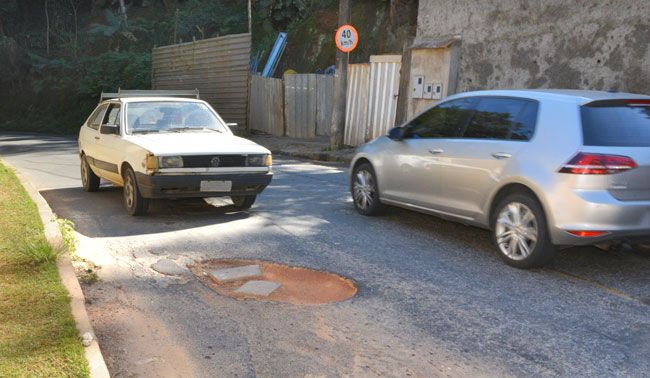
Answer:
249, 75, 284, 136
249, 74, 334, 138
152, 33, 251, 129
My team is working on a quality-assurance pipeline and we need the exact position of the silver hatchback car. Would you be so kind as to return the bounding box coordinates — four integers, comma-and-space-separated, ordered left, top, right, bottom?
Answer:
350, 90, 650, 268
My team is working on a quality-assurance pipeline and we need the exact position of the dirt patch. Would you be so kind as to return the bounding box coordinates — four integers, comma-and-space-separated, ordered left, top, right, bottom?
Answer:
189, 259, 357, 305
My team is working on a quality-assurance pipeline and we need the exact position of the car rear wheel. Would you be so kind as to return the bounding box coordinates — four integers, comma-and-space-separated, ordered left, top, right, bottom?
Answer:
80, 155, 100, 192
122, 167, 149, 216
231, 195, 256, 210
491, 193, 556, 268
351, 162, 383, 216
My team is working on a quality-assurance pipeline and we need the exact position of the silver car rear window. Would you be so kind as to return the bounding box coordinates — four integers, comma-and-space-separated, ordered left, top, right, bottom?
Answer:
581, 101, 650, 147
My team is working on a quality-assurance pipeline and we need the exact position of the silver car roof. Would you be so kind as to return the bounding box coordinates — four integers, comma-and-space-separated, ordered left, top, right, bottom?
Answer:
446, 89, 650, 104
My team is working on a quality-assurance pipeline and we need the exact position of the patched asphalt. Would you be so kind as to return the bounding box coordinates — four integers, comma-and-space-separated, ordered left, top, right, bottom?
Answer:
1, 133, 650, 377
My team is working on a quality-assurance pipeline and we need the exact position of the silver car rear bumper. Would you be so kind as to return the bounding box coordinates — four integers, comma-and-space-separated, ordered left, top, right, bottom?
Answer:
549, 189, 650, 245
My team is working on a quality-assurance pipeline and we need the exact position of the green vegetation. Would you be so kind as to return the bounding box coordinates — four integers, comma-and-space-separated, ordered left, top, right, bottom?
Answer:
0, 0, 417, 135
58, 218, 77, 253
0, 162, 89, 376
0, 0, 248, 135
58, 217, 102, 285
252, 0, 418, 75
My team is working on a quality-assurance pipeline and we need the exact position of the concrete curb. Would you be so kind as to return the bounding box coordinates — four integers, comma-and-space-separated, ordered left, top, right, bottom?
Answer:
5, 160, 110, 378
269, 150, 353, 164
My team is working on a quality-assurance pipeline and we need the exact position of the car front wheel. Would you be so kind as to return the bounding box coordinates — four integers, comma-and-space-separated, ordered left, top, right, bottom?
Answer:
351, 162, 383, 216
122, 167, 149, 216
231, 195, 256, 210
491, 193, 556, 268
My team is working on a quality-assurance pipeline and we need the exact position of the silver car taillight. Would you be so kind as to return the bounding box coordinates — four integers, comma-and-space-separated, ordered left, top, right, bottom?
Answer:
559, 152, 637, 175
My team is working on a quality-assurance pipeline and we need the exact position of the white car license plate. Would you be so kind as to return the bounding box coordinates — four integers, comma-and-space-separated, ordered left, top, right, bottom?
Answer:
200, 180, 232, 192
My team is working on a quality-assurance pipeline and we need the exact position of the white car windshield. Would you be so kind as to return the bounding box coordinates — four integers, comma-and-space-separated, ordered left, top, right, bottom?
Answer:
126, 101, 228, 134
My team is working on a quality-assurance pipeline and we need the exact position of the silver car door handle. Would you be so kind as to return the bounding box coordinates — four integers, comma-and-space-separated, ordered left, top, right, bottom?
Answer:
492, 152, 512, 159
429, 149, 444, 155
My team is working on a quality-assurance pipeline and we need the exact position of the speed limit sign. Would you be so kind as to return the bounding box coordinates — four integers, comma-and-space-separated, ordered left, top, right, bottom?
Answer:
335, 24, 359, 53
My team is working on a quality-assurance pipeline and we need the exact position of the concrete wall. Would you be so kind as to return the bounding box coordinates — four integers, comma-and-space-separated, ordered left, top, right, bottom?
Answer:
416, 0, 650, 94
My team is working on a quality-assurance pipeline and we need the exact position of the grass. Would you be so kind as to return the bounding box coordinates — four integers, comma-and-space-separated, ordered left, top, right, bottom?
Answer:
0, 162, 89, 377
59, 218, 101, 286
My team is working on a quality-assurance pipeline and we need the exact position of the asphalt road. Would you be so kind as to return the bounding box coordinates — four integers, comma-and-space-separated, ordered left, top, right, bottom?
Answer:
2, 133, 650, 377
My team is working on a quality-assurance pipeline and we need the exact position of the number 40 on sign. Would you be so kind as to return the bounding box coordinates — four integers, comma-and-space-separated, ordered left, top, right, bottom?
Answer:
335, 24, 359, 53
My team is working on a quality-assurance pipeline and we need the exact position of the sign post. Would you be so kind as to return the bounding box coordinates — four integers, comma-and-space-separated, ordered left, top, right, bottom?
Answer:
330, 17, 358, 150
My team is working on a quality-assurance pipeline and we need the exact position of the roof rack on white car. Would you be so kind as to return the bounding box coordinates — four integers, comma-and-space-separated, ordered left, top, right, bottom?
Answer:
100, 88, 200, 101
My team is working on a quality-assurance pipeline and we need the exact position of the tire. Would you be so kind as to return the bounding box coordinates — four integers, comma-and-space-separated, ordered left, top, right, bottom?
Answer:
351, 162, 383, 216
80, 155, 100, 192
490, 192, 556, 268
231, 195, 256, 210
122, 167, 149, 216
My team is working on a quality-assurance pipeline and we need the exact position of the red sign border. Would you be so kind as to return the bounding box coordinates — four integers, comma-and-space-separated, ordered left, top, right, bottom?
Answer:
335, 24, 359, 53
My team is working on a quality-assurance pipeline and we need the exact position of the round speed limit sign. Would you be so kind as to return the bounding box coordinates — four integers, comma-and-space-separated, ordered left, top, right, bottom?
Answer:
335, 24, 359, 53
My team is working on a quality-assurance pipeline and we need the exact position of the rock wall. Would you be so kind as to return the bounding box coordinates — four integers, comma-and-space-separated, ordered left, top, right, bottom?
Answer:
416, 0, 650, 94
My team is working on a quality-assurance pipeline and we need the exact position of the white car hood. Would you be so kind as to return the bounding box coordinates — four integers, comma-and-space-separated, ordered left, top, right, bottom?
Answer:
125, 132, 271, 156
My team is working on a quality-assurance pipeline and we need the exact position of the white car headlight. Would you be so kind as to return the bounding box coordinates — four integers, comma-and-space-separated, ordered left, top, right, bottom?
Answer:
248, 154, 271, 167
159, 156, 184, 168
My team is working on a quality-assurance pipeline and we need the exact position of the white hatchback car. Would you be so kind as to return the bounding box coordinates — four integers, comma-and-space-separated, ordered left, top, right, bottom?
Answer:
78, 91, 272, 215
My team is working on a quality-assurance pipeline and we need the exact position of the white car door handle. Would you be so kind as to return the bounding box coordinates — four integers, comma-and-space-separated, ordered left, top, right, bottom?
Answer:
94, 136, 100, 140
492, 152, 512, 159
429, 149, 444, 155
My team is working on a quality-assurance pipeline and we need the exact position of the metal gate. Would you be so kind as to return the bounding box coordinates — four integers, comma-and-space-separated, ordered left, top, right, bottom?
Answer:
366, 55, 402, 140
344, 55, 402, 146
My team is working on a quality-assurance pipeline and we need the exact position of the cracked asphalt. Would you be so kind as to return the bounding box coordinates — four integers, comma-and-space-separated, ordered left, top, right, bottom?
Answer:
1, 133, 649, 377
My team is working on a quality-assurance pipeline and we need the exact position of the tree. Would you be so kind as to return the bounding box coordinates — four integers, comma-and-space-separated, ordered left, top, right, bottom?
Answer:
44, 0, 50, 56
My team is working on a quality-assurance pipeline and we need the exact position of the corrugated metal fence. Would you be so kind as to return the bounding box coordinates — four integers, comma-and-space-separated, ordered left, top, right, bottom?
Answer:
152, 33, 251, 129
345, 64, 370, 146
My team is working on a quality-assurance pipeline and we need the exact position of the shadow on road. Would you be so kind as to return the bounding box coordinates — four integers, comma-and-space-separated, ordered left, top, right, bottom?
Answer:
40, 186, 251, 238
0, 134, 78, 156
380, 205, 650, 303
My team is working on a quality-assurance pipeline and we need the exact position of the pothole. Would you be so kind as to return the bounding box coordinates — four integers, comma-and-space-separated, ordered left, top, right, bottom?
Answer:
189, 259, 357, 305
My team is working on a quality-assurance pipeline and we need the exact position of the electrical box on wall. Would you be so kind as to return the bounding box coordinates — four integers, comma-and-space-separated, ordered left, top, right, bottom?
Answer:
423, 82, 443, 100
423, 83, 433, 99
431, 83, 443, 99
411, 75, 424, 99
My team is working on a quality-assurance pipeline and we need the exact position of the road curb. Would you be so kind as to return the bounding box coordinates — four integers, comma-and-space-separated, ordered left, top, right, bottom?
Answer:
5, 160, 110, 378
270, 150, 352, 164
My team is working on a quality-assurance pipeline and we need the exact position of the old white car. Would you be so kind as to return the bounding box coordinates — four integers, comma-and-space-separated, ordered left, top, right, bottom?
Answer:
78, 90, 273, 215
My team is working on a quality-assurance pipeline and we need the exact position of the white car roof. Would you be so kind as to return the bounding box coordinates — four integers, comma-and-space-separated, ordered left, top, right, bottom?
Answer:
447, 89, 650, 104
102, 97, 206, 104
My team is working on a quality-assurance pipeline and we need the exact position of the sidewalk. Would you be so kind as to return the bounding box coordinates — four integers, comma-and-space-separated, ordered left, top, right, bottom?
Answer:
249, 134, 356, 164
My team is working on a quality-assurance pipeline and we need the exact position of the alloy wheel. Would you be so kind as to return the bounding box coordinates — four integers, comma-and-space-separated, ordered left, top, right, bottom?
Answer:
353, 169, 375, 210
495, 202, 538, 261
